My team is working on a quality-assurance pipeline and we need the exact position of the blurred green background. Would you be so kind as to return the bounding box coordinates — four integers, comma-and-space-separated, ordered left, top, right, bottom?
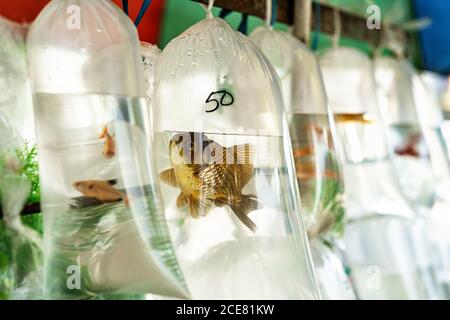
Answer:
159, 0, 416, 61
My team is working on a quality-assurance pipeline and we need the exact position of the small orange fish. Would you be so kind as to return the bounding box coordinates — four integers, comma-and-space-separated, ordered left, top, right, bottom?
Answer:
293, 146, 315, 158
334, 113, 373, 124
296, 168, 338, 180
395, 133, 421, 158
73, 179, 129, 205
100, 126, 115, 158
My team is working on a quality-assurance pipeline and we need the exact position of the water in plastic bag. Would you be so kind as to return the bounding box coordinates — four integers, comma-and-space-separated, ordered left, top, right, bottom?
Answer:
375, 57, 450, 298
27, 0, 187, 299
152, 17, 320, 300
249, 26, 353, 299
250, 26, 346, 239
321, 47, 442, 299
375, 57, 436, 212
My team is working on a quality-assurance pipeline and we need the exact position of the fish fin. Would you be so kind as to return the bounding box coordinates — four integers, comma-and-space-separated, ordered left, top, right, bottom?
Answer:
188, 196, 201, 219
225, 144, 254, 165
227, 144, 254, 187
106, 179, 118, 186
238, 164, 254, 189
176, 193, 189, 208
99, 126, 108, 139
218, 194, 260, 233
124, 196, 130, 207
159, 168, 178, 187
223, 168, 242, 202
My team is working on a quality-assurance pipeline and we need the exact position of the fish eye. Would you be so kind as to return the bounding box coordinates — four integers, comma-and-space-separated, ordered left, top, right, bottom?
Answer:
188, 142, 194, 150
89, 184, 94, 190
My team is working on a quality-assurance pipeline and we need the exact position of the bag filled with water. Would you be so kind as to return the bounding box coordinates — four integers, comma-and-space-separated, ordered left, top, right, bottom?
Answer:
152, 12, 320, 299
321, 47, 442, 299
375, 57, 450, 298
27, 0, 188, 299
250, 26, 354, 300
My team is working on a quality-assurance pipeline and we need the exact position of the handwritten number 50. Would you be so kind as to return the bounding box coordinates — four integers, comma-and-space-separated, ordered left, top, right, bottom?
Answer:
205, 90, 234, 113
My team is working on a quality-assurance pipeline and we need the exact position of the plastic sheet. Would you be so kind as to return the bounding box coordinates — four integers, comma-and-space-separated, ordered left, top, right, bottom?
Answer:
27, 0, 188, 299
320, 47, 441, 299
152, 11, 320, 299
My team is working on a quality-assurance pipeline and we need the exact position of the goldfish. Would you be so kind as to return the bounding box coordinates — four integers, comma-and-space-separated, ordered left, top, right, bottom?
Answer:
73, 179, 129, 206
100, 126, 115, 158
159, 132, 260, 232
395, 133, 421, 158
334, 113, 374, 124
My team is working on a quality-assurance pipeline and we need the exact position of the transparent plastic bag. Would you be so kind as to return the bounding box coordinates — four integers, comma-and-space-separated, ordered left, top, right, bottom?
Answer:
250, 26, 346, 239
249, 26, 353, 299
320, 47, 441, 299
375, 57, 436, 212
375, 58, 450, 298
0, 112, 43, 300
28, 0, 188, 299
153, 14, 320, 299
309, 239, 355, 299
0, 16, 35, 144
141, 41, 161, 137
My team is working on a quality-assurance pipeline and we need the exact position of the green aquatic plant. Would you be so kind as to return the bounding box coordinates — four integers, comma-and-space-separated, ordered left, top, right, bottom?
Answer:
15, 142, 40, 205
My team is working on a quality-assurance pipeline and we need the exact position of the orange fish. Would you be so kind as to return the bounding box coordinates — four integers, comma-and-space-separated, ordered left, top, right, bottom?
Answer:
73, 179, 129, 206
334, 113, 373, 124
99, 126, 115, 158
293, 146, 315, 158
395, 133, 421, 158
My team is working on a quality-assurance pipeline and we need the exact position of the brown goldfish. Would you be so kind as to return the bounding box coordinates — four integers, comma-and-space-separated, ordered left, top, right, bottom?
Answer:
334, 113, 374, 124
394, 133, 421, 158
100, 126, 115, 158
73, 179, 129, 206
159, 132, 260, 232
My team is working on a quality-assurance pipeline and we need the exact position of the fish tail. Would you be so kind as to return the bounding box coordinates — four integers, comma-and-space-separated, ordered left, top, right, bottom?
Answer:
99, 126, 108, 139
229, 194, 260, 233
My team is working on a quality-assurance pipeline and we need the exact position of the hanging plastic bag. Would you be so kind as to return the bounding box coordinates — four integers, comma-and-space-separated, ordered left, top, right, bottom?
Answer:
152, 3, 320, 300
0, 16, 35, 144
250, 26, 346, 240
141, 42, 161, 101
141, 41, 161, 137
374, 57, 436, 212
320, 47, 442, 299
375, 57, 450, 298
27, 0, 188, 299
0, 16, 39, 208
249, 26, 353, 299
0, 112, 43, 300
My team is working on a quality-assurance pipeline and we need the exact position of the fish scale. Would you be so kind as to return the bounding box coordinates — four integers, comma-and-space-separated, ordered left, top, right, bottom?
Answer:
159, 132, 260, 232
